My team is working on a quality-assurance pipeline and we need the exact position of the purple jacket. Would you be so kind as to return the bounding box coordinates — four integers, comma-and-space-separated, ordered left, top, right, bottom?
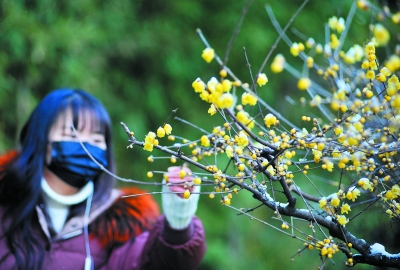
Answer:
0, 189, 206, 269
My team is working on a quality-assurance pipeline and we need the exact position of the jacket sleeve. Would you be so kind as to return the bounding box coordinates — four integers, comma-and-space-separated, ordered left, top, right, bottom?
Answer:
137, 215, 206, 270
105, 215, 206, 270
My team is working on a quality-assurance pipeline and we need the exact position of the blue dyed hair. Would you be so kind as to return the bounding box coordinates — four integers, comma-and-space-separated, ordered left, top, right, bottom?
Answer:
0, 88, 115, 270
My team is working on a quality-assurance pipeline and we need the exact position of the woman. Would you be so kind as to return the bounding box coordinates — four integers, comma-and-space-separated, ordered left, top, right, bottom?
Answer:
0, 88, 205, 270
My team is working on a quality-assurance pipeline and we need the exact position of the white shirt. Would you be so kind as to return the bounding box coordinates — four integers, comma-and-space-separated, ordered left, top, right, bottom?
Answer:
41, 178, 94, 233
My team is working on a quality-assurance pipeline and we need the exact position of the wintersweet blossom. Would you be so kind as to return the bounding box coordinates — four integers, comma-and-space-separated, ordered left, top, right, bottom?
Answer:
341, 203, 351, 214
241, 93, 258, 106
257, 73, 268, 86
373, 24, 390, 46
319, 197, 327, 209
358, 178, 373, 191
163, 124, 172, 135
202, 47, 215, 63
216, 93, 234, 109
143, 131, 157, 152
183, 189, 191, 199
271, 54, 285, 73
225, 145, 234, 158
192, 78, 205, 93
297, 77, 312, 90
264, 113, 277, 127
235, 131, 249, 147
330, 196, 340, 207
157, 127, 166, 138
208, 104, 217, 115
337, 215, 349, 225
346, 188, 361, 202
236, 110, 254, 129
200, 135, 210, 147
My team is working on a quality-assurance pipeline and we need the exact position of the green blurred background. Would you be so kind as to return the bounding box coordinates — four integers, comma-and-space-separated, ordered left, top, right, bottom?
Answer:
0, 0, 397, 269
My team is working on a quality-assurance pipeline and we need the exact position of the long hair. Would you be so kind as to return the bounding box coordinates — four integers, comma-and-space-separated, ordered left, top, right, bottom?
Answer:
0, 88, 116, 270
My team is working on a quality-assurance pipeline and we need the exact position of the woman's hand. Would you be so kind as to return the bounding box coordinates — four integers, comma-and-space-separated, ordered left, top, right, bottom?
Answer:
165, 166, 194, 198
162, 165, 200, 230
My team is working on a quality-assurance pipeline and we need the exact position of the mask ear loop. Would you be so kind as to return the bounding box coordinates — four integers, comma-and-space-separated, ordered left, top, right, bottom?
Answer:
84, 182, 94, 270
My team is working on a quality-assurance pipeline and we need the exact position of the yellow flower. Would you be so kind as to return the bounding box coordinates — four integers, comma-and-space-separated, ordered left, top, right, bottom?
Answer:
200, 135, 210, 147
236, 131, 249, 147
225, 145, 234, 158
143, 131, 156, 151
208, 104, 217, 115
319, 197, 327, 209
346, 188, 361, 202
222, 79, 232, 92
312, 149, 322, 163
330, 34, 340, 49
307, 57, 314, 68
257, 73, 268, 86
365, 42, 375, 55
264, 113, 277, 127
219, 69, 227, 77
385, 190, 396, 200
357, 178, 373, 192
341, 203, 351, 214
298, 77, 311, 90
236, 110, 254, 129
357, 0, 369, 10
193, 177, 202, 185
143, 141, 154, 152
157, 126, 166, 138
216, 93, 234, 109
241, 93, 258, 106
192, 78, 205, 93
337, 215, 349, 225
202, 48, 215, 63
179, 169, 186, 179
331, 197, 340, 207
290, 42, 300, 57
324, 161, 334, 172
366, 70, 375, 80
163, 124, 172, 135
373, 24, 390, 46
271, 54, 285, 73
238, 163, 245, 171
183, 189, 191, 199
392, 184, 400, 196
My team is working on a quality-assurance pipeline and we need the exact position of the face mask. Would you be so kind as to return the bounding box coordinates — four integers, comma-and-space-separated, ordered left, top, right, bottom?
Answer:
48, 141, 108, 188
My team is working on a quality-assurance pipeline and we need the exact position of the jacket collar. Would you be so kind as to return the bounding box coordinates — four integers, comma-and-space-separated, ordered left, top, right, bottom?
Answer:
36, 189, 121, 242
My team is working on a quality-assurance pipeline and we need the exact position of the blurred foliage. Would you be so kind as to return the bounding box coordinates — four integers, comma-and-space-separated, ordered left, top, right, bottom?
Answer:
0, 0, 397, 269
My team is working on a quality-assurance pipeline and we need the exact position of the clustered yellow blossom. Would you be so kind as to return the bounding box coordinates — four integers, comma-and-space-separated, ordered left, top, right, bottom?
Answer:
143, 131, 158, 152
192, 77, 235, 109
316, 238, 339, 258
384, 184, 400, 200
357, 177, 374, 192
328, 16, 345, 33
290, 42, 305, 57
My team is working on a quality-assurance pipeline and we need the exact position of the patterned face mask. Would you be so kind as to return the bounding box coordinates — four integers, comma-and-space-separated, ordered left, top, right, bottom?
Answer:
48, 141, 108, 188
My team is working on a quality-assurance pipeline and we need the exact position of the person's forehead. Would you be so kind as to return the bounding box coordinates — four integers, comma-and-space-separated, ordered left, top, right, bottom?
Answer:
52, 108, 101, 132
